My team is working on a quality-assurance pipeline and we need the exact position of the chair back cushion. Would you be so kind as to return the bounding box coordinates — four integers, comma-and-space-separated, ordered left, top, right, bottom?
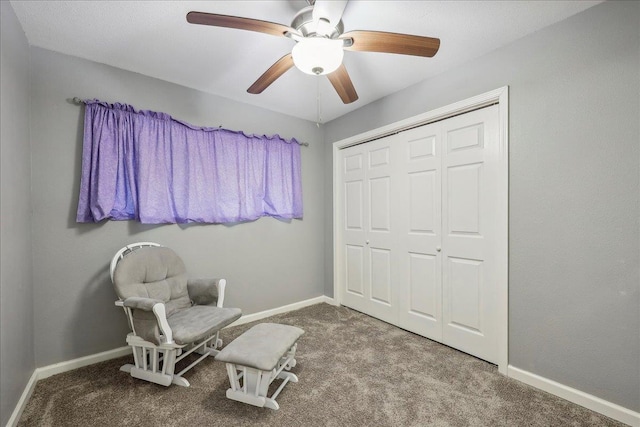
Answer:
113, 246, 191, 311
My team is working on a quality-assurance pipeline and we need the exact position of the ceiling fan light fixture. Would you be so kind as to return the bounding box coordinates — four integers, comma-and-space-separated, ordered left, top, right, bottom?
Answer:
292, 37, 344, 76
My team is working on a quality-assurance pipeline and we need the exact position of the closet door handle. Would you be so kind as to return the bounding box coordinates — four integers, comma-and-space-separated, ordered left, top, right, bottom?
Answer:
436, 246, 441, 252
366, 240, 370, 245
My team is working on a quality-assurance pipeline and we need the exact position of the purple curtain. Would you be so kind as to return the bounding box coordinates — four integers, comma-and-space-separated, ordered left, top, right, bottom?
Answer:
76, 100, 303, 224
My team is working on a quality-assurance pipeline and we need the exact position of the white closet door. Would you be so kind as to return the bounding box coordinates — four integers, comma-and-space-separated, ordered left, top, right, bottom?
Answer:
441, 105, 499, 363
339, 138, 397, 324
395, 123, 443, 340
337, 103, 502, 365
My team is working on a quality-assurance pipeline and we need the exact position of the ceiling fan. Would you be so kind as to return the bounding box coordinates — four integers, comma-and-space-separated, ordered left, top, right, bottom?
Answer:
186, 0, 440, 104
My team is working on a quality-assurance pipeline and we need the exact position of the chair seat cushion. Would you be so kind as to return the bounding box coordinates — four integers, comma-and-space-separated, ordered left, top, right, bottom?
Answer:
168, 305, 242, 345
215, 323, 304, 371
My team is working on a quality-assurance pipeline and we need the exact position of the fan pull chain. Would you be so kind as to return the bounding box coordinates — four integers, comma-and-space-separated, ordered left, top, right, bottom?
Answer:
316, 76, 322, 127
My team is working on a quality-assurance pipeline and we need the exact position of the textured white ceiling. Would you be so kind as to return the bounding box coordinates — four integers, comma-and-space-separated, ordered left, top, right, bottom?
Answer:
10, 0, 601, 123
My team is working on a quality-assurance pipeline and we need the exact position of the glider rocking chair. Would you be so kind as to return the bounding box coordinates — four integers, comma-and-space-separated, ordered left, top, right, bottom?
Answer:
110, 242, 242, 387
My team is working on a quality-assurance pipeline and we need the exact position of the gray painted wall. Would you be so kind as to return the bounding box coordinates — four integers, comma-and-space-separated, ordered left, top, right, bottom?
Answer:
2, 0, 638, 420
324, 1, 639, 411
29, 47, 325, 367
0, 2, 34, 425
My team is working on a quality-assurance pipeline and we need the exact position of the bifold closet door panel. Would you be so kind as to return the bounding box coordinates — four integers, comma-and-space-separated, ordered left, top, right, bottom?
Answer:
441, 105, 500, 364
338, 138, 398, 325
364, 137, 398, 324
394, 123, 443, 341
340, 144, 368, 315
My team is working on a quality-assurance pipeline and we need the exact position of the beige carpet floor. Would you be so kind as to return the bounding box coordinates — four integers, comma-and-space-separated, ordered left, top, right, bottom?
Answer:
19, 303, 623, 426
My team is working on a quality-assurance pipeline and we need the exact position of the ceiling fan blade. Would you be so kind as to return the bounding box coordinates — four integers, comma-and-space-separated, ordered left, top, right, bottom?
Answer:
327, 64, 358, 104
186, 12, 294, 37
312, 0, 348, 27
247, 54, 295, 94
341, 30, 440, 57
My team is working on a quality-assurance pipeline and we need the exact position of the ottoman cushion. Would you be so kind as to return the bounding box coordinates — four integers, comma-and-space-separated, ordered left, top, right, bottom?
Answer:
215, 323, 304, 371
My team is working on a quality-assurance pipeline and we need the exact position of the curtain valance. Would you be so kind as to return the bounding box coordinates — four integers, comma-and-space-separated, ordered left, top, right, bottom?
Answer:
76, 100, 303, 224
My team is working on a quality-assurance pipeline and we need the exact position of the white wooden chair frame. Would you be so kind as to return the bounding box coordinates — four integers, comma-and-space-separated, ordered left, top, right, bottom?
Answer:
223, 343, 299, 410
110, 242, 226, 387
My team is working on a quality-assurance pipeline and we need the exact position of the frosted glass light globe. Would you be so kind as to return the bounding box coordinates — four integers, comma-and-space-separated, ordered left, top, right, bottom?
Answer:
292, 37, 344, 76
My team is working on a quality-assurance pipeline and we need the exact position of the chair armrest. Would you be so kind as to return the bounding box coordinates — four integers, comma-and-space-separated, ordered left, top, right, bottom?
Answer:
123, 296, 164, 311
187, 278, 227, 308
122, 297, 174, 344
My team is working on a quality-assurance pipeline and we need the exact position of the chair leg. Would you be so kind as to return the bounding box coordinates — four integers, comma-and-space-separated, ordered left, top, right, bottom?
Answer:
164, 348, 177, 377
193, 333, 221, 356
223, 360, 298, 410
216, 331, 223, 349
161, 348, 190, 386
171, 376, 190, 387
122, 336, 217, 387
124, 345, 177, 387
130, 366, 173, 386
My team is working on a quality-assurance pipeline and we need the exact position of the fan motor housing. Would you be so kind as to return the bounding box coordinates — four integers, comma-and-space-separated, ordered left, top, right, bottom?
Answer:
291, 6, 344, 38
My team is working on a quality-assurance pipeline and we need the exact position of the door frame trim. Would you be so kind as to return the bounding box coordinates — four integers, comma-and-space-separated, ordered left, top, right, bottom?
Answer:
332, 86, 509, 374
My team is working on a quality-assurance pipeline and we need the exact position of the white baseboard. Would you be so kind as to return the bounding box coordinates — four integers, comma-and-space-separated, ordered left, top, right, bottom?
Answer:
229, 295, 336, 327
5, 297, 334, 426
508, 365, 640, 427
36, 346, 132, 381
6, 346, 132, 427
5, 370, 38, 427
